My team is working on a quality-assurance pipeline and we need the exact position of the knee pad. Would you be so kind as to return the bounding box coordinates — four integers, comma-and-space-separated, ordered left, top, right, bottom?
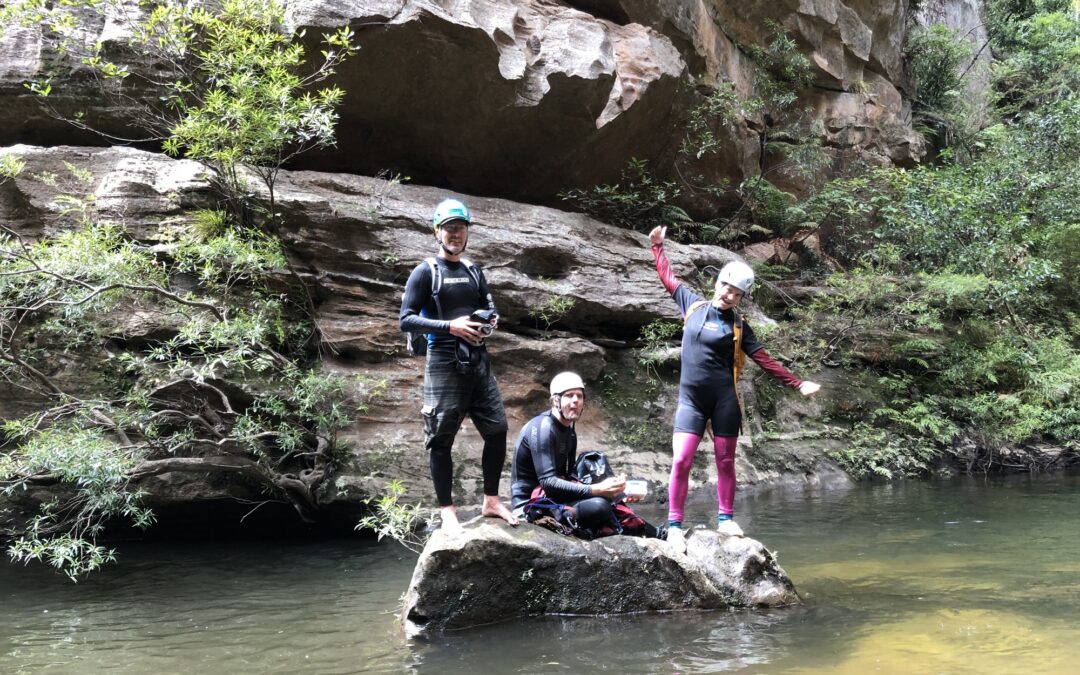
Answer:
574, 497, 614, 529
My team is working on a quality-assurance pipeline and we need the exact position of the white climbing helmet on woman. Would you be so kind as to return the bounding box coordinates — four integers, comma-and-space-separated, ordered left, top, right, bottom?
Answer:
716, 260, 755, 294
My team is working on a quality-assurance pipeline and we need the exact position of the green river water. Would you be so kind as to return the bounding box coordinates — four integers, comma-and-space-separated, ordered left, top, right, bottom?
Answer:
2, 472, 1078, 673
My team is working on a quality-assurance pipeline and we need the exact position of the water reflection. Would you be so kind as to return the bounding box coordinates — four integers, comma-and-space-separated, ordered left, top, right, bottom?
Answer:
0, 539, 415, 673
407, 609, 796, 673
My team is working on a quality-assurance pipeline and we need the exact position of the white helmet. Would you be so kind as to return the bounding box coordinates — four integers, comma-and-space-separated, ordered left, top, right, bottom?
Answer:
549, 371, 586, 396
716, 260, 755, 293
432, 198, 471, 231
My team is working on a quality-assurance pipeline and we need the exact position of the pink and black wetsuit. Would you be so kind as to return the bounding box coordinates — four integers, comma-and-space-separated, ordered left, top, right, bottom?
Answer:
652, 243, 803, 522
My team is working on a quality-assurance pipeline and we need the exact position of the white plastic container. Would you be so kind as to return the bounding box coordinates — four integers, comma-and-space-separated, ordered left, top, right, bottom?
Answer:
625, 479, 648, 498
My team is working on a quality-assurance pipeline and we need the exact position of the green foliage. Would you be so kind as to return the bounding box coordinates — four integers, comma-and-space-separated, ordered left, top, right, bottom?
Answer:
558, 158, 694, 233
2, 427, 152, 580
3, 0, 356, 221
636, 319, 682, 373
827, 422, 940, 478
355, 480, 430, 554
149, 0, 355, 205
745, 23, 828, 183
908, 24, 973, 114
0, 0, 371, 578
562, 23, 825, 243
528, 293, 577, 336
808, 134, 1077, 313
775, 264, 1078, 470
940, 333, 1080, 445
684, 23, 827, 193
906, 23, 981, 154
737, 176, 801, 234
0, 201, 365, 578
0, 153, 25, 180
681, 82, 743, 160
598, 367, 673, 450
986, 0, 1080, 113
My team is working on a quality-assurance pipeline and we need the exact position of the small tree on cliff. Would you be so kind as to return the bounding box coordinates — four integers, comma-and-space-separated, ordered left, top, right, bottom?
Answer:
1, 0, 356, 223
0, 1, 369, 578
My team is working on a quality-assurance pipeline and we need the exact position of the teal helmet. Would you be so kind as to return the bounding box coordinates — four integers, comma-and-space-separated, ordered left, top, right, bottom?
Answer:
433, 198, 471, 231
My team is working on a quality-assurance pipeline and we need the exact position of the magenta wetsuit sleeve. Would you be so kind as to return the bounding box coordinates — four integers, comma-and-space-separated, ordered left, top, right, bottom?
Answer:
748, 348, 803, 389
652, 244, 679, 295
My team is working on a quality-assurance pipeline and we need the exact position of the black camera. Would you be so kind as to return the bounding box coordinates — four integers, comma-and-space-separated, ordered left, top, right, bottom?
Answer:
470, 309, 497, 337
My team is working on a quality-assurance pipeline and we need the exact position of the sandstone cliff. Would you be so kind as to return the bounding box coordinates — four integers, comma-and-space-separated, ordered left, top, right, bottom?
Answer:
1, 0, 926, 209
0, 144, 847, 523
0, 0, 964, 525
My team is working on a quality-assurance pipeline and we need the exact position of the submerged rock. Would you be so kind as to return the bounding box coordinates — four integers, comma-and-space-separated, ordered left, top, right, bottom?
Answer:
401, 518, 799, 633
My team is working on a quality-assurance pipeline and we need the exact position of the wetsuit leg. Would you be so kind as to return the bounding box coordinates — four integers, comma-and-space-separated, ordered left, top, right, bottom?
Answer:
571, 497, 615, 529
467, 353, 510, 497
423, 353, 467, 507
708, 381, 742, 437
480, 430, 507, 496
428, 440, 455, 507
701, 381, 741, 515
667, 431, 701, 524
713, 435, 738, 516
669, 391, 711, 524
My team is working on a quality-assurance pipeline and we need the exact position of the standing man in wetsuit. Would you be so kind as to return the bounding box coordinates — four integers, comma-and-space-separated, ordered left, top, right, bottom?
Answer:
399, 198, 518, 532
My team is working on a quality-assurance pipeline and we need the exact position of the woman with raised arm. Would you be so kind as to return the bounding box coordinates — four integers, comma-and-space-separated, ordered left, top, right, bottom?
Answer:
648, 225, 821, 548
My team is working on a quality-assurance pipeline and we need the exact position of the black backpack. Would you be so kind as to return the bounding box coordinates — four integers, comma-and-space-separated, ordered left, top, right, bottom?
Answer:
574, 451, 616, 485
404, 256, 481, 357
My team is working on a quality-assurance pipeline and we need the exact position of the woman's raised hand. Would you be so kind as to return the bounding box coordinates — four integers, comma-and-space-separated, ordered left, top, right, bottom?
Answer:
648, 225, 667, 247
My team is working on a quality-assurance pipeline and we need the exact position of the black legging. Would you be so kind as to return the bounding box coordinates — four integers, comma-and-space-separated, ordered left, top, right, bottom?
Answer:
570, 497, 665, 539
571, 497, 615, 529
430, 430, 507, 506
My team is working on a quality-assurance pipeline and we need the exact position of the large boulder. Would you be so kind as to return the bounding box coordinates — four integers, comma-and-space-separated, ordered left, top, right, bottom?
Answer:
602, 0, 927, 164
401, 518, 800, 633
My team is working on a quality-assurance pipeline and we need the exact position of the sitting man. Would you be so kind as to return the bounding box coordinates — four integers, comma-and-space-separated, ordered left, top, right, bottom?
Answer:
510, 371, 665, 539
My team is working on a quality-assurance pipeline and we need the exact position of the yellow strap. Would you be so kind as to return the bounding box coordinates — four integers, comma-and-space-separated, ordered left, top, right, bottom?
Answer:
732, 310, 745, 384
684, 299, 709, 324
733, 310, 746, 423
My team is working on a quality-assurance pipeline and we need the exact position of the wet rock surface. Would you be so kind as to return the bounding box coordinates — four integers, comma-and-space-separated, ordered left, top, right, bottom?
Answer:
401, 517, 800, 633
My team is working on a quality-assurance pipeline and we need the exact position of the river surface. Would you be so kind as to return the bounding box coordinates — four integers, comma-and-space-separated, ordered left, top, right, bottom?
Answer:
2, 472, 1078, 673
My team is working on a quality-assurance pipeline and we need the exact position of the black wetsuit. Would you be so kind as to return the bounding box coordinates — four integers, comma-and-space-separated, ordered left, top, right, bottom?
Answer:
399, 256, 507, 507
510, 411, 592, 510
672, 285, 762, 437
512, 411, 664, 535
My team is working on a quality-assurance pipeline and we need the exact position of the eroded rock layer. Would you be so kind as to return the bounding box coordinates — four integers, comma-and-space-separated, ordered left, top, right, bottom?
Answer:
0, 0, 927, 207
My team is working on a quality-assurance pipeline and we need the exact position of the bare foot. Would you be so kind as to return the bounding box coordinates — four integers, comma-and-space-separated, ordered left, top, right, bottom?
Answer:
481, 495, 520, 526
439, 506, 462, 533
